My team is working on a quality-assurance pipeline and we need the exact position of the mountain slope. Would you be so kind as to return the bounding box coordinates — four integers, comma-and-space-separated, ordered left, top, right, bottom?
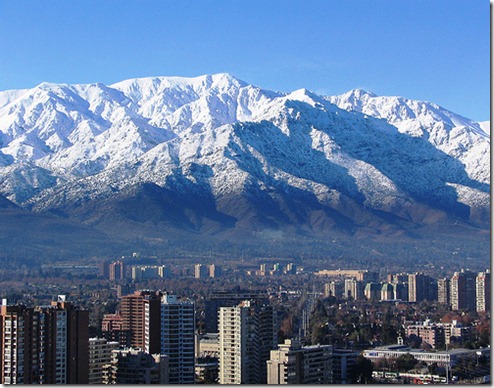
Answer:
0, 74, 489, 255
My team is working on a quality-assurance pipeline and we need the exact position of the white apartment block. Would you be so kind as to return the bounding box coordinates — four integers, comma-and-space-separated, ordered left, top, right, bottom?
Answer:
1, 307, 28, 384
218, 300, 276, 384
476, 270, 491, 312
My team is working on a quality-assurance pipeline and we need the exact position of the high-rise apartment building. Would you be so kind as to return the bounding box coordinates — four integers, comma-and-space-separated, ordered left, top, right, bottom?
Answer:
285, 263, 297, 275
116, 290, 164, 352
57, 297, 89, 384
408, 272, 435, 302
364, 283, 381, 301
388, 273, 408, 284
158, 265, 171, 278
131, 265, 169, 280
158, 294, 195, 384
39, 302, 69, 384
109, 260, 125, 281
476, 270, 491, 312
218, 300, 276, 384
204, 289, 269, 332
114, 290, 196, 384
143, 291, 162, 355
324, 281, 344, 298
380, 283, 394, 301
195, 264, 209, 279
119, 291, 146, 349
392, 282, 408, 301
344, 279, 365, 300
437, 277, 450, 306
209, 264, 222, 278
101, 313, 131, 347
0, 304, 39, 384
450, 269, 477, 310
0, 297, 88, 384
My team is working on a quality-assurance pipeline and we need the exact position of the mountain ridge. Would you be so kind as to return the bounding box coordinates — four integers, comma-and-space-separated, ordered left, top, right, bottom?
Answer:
0, 73, 489, 256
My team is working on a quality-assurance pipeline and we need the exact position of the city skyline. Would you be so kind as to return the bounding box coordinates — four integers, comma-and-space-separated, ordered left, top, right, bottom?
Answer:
1, 263, 490, 384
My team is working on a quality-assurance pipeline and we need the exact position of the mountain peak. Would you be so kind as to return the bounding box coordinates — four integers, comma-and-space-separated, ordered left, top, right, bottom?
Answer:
347, 88, 377, 98
0, 74, 489, 241
34, 81, 64, 92
208, 72, 248, 87
111, 72, 248, 90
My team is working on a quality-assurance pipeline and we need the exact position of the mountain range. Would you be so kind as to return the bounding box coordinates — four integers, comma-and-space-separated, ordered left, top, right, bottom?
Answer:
0, 73, 490, 259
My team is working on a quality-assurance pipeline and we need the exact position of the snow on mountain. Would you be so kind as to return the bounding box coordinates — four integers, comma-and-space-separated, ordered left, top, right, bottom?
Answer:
478, 121, 490, 136
326, 90, 490, 184
0, 74, 489, 235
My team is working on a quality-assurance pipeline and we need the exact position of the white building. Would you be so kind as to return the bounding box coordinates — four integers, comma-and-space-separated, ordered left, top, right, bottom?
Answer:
362, 344, 482, 368
218, 300, 276, 384
476, 270, 491, 312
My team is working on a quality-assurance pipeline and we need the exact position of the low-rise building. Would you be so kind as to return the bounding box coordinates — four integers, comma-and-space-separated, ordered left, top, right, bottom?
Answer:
362, 344, 482, 369
406, 320, 445, 349
197, 333, 219, 358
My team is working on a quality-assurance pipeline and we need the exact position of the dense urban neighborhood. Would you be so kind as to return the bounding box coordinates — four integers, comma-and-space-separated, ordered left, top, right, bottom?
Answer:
1, 254, 490, 384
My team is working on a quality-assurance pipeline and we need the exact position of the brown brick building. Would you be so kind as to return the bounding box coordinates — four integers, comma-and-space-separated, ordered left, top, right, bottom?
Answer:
0, 297, 88, 384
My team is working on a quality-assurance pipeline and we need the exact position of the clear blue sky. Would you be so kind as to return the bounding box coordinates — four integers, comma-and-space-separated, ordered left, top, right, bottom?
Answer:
0, 0, 490, 121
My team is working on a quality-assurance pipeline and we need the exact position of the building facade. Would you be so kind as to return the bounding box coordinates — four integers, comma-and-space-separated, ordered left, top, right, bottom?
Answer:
406, 321, 445, 349
218, 300, 276, 384
107, 348, 169, 384
437, 277, 450, 306
408, 272, 435, 302
0, 297, 88, 384
101, 313, 131, 347
450, 269, 477, 311
267, 339, 358, 384
119, 291, 147, 349
158, 294, 195, 384
204, 290, 268, 332
109, 260, 125, 281
88, 338, 119, 384
209, 264, 222, 278
324, 281, 344, 298
194, 264, 209, 279
476, 270, 491, 312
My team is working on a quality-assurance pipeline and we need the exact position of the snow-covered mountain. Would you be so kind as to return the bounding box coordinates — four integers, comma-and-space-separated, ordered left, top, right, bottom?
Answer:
478, 121, 490, 136
0, 74, 489, 244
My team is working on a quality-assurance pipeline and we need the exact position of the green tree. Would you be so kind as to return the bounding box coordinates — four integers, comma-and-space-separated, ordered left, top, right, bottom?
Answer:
428, 362, 438, 375
396, 353, 418, 372
350, 355, 374, 384
380, 322, 398, 344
